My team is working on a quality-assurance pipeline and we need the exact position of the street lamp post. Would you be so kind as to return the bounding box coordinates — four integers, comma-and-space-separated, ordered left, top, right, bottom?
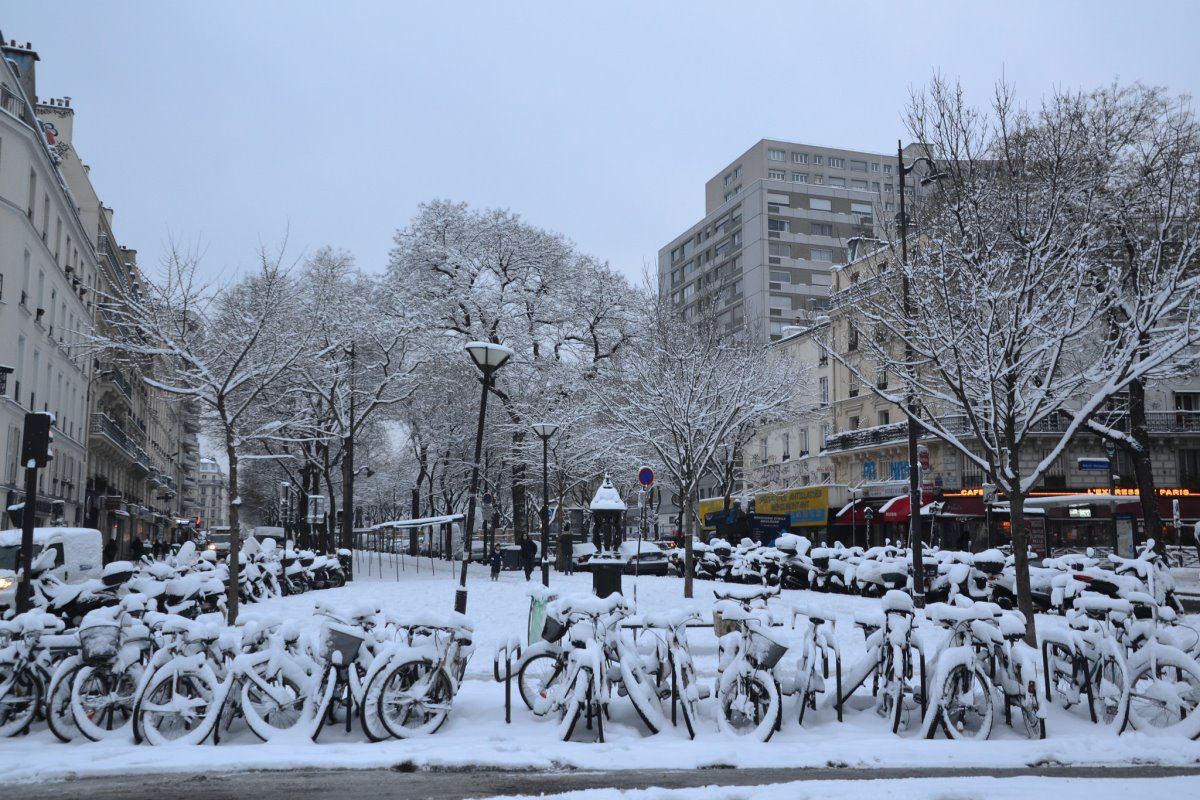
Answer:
850, 486, 859, 549
1104, 438, 1118, 552
456, 342, 514, 614
864, 506, 875, 548
531, 422, 559, 587
896, 140, 943, 608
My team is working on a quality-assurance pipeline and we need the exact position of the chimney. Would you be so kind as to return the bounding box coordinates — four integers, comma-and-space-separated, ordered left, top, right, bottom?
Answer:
0, 38, 41, 105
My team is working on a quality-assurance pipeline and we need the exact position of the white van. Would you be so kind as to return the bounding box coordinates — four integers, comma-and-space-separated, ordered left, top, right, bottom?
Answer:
0, 527, 104, 606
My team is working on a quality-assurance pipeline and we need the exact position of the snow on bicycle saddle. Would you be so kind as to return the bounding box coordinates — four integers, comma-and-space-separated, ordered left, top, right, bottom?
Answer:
882, 590, 914, 614
713, 584, 780, 603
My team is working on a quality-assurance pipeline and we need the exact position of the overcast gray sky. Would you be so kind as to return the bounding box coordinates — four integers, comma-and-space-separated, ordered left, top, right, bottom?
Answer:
4, 1, 1199, 287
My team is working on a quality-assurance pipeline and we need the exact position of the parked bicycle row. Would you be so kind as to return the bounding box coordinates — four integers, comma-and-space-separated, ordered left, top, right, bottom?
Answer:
508, 582, 1200, 743
3, 581, 1197, 746
1, 536, 350, 625
674, 535, 1185, 615
0, 595, 474, 743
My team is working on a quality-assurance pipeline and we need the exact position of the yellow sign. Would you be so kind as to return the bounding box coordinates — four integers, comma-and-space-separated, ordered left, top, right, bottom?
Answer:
755, 487, 830, 526
698, 498, 726, 530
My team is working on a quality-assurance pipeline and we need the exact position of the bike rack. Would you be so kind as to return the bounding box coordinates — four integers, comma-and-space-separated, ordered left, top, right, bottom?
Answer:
493, 636, 523, 724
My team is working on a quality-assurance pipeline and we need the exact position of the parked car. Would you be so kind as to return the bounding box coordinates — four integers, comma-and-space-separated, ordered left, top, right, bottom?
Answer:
571, 542, 598, 572
617, 540, 669, 576
0, 527, 104, 610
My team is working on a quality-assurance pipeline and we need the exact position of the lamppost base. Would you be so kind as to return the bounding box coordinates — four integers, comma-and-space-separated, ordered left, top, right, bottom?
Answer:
454, 588, 467, 614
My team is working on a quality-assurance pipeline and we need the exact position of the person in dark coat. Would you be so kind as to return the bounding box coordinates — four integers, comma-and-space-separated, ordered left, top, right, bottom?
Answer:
520, 535, 536, 581
131, 537, 145, 560
489, 546, 503, 581
103, 534, 118, 565
561, 525, 574, 575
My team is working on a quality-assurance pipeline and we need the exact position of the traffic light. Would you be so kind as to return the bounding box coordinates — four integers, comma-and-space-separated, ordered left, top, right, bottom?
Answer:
20, 412, 54, 469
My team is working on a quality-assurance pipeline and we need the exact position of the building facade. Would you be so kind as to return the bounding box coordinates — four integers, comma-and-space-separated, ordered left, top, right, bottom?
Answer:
197, 457, 228, 531
0, 39, 93, 528
658, 139, 921, 343
1, 33, 200, 551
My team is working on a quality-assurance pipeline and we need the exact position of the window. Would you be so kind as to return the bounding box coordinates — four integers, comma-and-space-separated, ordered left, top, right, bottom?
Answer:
829, 157, 845, 168
811, 248, 834, 262
768, 168, 786, 180
849, 415, 861, 430
782, 433, 791, 461
792, 152, 807, 164
767, 218, 788, 232
27, 170, 36, 219
813, 175, 824, 184
1180, 450, 1200, 490
792, 172, 808, 183
828, 176, 845, 187
810, 198, 831, 212
813, 154, 824, 165
878, 410, 891, 425
769, 270, 790, 283
848, 372, 860, 397
851, 202, 874, 215
811, 222, 833, 236
848, 324, 859, 351
723, 172, 733, 187
850, 179, 868, 190
876, 369, 888, 389
769, 243, 791, 258
871, 162, 881, 172
818, 377, 829, 406
800, 429, 809, 454
873, 182, 881, 192
768, 148, 786, 161
883, 164, 894, 174
863, 461, 877, 480
849, 160, 868, 172
760, 437, 768, 464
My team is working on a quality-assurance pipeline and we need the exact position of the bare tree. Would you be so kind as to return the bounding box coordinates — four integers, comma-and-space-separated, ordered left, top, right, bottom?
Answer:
598, 296, 806, 598
838, 78, 1200, 641
91, 244, 317, 622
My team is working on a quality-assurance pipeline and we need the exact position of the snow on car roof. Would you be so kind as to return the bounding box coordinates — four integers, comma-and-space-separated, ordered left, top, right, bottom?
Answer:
0, 527, 102, 547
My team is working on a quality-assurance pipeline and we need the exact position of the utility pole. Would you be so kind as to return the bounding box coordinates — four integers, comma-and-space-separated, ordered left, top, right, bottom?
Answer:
340, 341, 356, 579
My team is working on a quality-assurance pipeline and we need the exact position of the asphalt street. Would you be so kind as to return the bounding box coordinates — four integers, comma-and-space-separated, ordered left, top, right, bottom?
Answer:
11, 765, 1200, 800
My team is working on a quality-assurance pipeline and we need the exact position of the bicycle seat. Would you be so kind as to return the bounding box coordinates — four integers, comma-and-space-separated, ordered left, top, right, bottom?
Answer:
1073, 593, 1131, 619
925, 602, 987, 627
882, 589, 915, 615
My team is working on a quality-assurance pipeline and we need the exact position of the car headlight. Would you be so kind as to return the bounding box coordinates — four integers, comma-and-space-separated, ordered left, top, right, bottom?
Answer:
207, 543, 217, 550
0, 577, 13, 591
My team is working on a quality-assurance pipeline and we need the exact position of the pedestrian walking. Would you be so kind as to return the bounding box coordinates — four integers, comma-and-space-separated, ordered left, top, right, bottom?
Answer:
103, 533, 117, 565
561, 525, 574, 575
131, 537, 145, 561
489, 545, 502, 581
520, 535, 536, 581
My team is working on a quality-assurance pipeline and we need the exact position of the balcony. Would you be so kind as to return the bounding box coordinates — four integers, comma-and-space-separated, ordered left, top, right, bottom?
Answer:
1, 83, 36, 130
89, 413, 150, 473
97, 363, 133, 402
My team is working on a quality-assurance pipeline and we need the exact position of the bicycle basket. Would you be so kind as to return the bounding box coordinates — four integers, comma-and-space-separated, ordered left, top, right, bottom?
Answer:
79, 625, 121, 664
540, 614, 567, 643
321, 623, 365, 665
745, 628, 788, 669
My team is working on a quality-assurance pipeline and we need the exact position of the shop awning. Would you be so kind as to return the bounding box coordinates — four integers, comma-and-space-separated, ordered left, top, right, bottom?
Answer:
879, 494, 909, 523
833, 500, 871, 525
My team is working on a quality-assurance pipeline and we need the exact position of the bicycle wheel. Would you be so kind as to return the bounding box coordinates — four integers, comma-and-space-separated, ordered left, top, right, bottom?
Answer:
136, 664, 219, 745
940, 663, 994, 740
518, 652, 565, 715
73, 663, 142, 742
46, 657, 83, 743
242, 670, 312, 741
376, 659, 454, 738
1089, 653, 1129, 731
716, 669, 780, 741
557, 668, 590, 741
0, 666, 42, 737
309, 665, 339, 742
673, 653, 700, 739
619, 655, 665, 734
1126, 647, 1200, 739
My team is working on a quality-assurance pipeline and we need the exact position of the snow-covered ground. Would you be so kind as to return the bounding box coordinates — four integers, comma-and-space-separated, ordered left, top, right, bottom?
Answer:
3, 553, 1200, 788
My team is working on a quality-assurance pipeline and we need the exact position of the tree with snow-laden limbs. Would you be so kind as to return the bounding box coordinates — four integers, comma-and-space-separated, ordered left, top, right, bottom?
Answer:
830, 77, 1200, 643
87, 243, 320, 623
597, 294, 807, 598
387, 200, 638, 558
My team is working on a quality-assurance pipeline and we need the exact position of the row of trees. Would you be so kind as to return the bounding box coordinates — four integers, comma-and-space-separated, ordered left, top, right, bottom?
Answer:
92, 202, 807, 618
839, 79, 1200, 640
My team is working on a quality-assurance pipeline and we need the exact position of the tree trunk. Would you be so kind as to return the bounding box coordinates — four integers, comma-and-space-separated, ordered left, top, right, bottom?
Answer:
682, 490, 694, 600
1005, 447, 1036, 646
224, 429, 241, 625
511, 459, 528, 544
1126, 377, 1163, 552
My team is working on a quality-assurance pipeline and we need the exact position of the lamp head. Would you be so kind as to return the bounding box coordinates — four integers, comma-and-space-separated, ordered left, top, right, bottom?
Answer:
531, 422, 560, 440
465, 341, 514, 372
